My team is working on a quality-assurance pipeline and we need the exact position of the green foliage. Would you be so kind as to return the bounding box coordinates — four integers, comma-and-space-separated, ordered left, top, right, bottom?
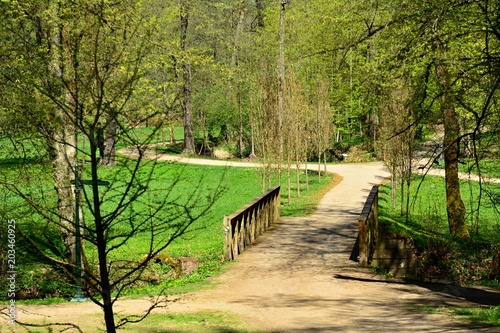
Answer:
116, 127, 185, 149
452, 306, 500, 327
379, 174, 500, 284
0, 264, 74, 299
0, 155, 335, 300
380, 175, 500, 238
414, 305, 500, 328
280, 170, 335, 217
115, 311, 259, 333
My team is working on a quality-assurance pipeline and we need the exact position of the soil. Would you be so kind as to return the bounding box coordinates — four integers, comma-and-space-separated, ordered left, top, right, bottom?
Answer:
4, 152, 500, 332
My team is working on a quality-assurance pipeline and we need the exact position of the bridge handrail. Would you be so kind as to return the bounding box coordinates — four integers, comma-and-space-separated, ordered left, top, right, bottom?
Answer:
223, 186, 280, 261
358, 185, 379, 266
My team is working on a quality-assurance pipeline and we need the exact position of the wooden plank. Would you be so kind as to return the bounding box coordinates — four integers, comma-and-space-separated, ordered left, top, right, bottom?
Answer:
223, 216, 232, 261
358, 219, 367, 265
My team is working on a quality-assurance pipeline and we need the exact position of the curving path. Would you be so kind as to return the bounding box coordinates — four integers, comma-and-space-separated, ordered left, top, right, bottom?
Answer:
155, 159, 500, 332
116, 148, 500, 332
10, 149, 500, 332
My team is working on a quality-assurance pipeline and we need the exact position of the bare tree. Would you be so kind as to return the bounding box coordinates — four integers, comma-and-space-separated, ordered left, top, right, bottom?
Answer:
314, 80, 333, 183
277, 0, 287, 183
284, 74, 310, 202
254, 71, 280, 191
180, 0, 196, 155
380, 79, 415, 220
0, 1, 223, 332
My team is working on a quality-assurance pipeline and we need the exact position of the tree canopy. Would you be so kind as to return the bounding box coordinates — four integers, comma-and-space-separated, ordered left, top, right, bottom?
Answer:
1, 0, 500, 331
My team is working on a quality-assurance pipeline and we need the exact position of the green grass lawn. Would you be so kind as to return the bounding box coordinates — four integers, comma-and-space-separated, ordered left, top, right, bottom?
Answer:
12, 310, 262, 333
434, 158, 500, 179
461, 159, 500, 179
379, 175, 500, 246
1, 149, 335, 301
379, 173, 500, 327
412, 305, 500, 328
120, 311, 261, 333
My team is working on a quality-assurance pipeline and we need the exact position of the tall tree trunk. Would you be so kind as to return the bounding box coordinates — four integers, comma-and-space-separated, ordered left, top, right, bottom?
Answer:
249, 94, 256, 158
441, 79, 469, 239
250, 123, 256, 157
238, 91, 244, 158
91, 140, 116, 333
181, 65, 195, 154
49, 130, 77, 264
48, 3, 77, 266
435, 40, 469, 239
102, 118, 117, 166
180, 1, 195, 154
277, 0, 286, 185
232, 1, 246, 158
169, 123, 176, 145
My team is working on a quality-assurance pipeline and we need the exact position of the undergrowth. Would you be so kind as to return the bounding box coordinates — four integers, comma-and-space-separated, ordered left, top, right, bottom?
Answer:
379, 175, 500, 286
0, 158, 335, 301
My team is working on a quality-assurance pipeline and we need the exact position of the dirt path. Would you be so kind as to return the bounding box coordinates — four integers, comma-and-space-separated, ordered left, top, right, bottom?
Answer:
7, 151, 500, 332
160, 161, 500, 332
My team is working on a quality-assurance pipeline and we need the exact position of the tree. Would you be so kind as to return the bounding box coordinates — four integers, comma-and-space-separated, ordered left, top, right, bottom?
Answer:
434, 35, 469, 239
0, 1, 223, 332
379, 79, 415, 220
283, 73, 312, 201
231, 0, 247, 158
277, 0, 287, 182
313, 79, 334, 183
180, 0, 196, 154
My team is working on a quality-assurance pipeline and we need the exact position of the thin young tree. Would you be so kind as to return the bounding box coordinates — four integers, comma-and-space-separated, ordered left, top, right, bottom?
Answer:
179, 0, 196, 154
0, 2, 223, 332
379, 79, 415, 220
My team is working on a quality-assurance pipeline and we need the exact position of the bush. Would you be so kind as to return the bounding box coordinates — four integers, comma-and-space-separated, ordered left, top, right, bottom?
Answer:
0, 264, 73, 300
414, 237, 495, 285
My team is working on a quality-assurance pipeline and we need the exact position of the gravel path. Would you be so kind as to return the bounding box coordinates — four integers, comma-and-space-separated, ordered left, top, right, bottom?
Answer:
160, 160, 500, 332
7, 150, 500, 332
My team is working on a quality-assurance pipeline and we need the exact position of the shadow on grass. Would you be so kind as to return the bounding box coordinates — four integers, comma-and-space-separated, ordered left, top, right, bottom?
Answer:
156, 144, 183, 155
0, 157, 47, 167
144, 329, 258, 333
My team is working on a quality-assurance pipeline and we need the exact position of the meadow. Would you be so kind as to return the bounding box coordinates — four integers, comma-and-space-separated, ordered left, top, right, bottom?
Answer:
379, 175, 500, 247
0, 131, 335, 301
378, 172, 500, 327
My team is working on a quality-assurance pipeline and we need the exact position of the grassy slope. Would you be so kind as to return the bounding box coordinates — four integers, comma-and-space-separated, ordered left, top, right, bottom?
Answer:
379, 175, 500, 245
1, 140, 335, 301
379, 174, 500, 327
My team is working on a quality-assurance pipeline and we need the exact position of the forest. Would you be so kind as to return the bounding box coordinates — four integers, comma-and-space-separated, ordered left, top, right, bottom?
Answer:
1, 0, 500, 332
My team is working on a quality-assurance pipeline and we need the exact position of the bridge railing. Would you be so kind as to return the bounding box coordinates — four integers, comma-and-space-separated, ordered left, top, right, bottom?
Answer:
223, 186, 280, 261
358, 185, 378, 266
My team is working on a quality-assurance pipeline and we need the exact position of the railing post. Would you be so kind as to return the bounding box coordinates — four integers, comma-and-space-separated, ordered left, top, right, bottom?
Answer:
372, 188, 379, 257
358, 218, 367, 266
358, 185, 379, 266
223, 216, 232, 261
